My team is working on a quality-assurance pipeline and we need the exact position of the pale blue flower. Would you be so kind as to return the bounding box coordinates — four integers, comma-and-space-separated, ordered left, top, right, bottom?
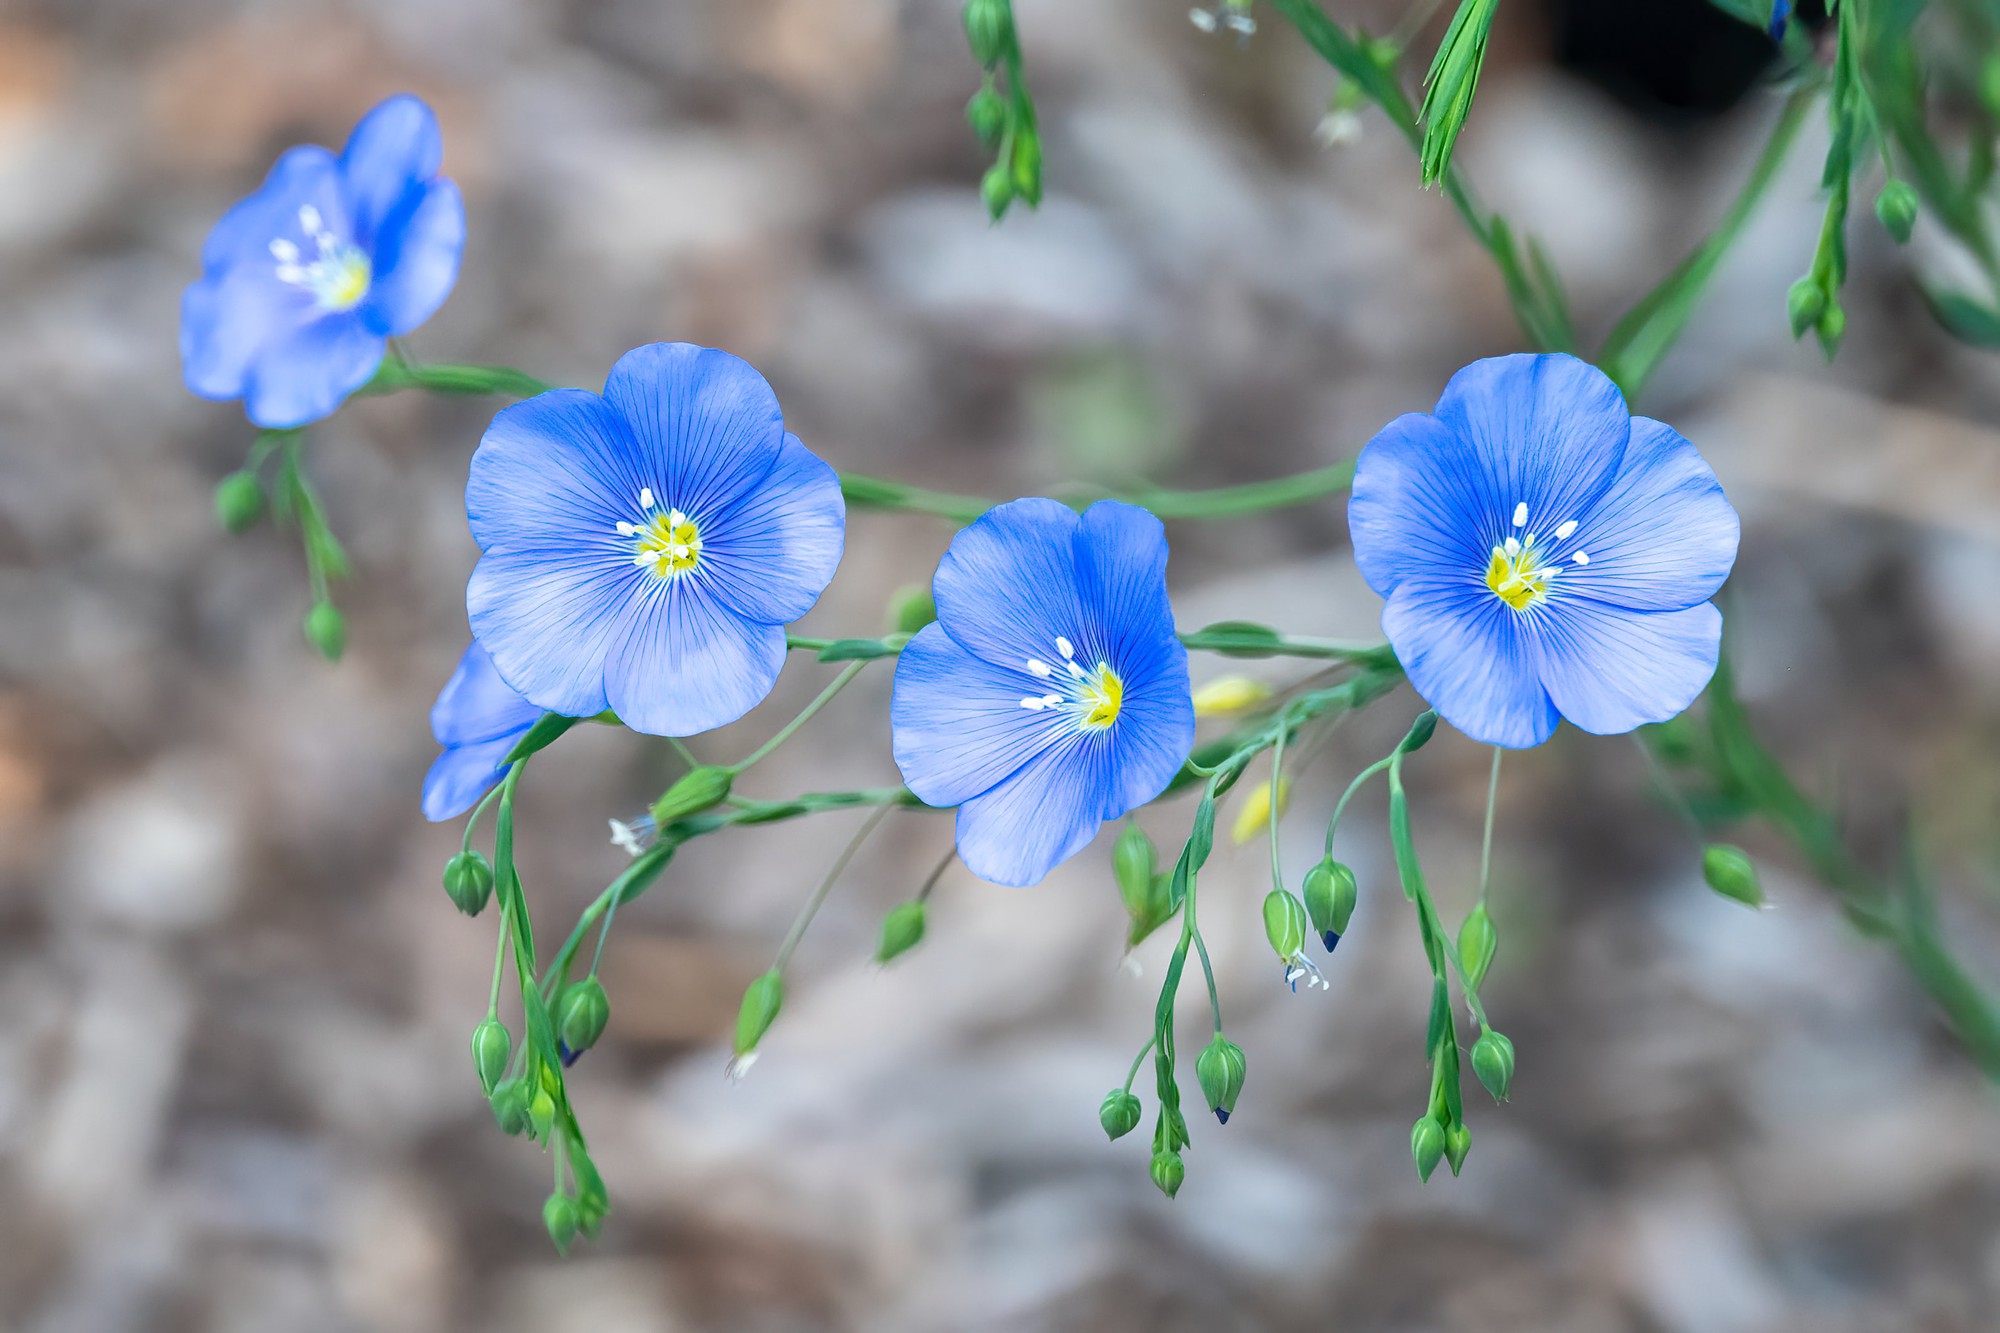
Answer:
424, 641, 541, 822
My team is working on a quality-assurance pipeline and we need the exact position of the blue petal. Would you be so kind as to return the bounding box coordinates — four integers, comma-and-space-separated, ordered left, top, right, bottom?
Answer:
891, 622, 1059, 808
197, 145, 346, 273
601, 344, 786, 522
1768, 1, 1791, 39
339, 94, 443, 247
1530, 600, 1721, 736
602, 583, 787, 737
692, 433, 845, 625
1347, 411, 1494, 599
952, 731, 1116, 886
423, 733, 518, 822
1382, 577, 1557, 748
931, 498, 1092, 670
1432, 353, 1631, 546
431, 640, 542, 747
1564, 418, 1739, 613
363, 178, 463, 335
467, 389, 642, 557
467, 550, 632, 719
242, 311, 385, 429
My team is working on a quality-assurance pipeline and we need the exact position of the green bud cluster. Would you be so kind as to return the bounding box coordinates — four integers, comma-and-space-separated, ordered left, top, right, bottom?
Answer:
958, 0, 1041, 220
1874, 179, 1918, 245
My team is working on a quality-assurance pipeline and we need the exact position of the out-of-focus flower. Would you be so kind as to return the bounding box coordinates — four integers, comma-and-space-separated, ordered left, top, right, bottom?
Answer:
465, 343, 844, 737
1768, 1, 1792, 39
1347, 353, 1738, 749
423, 641, 541, 822
891, 499, 1195, 887
181, 95, 464, 428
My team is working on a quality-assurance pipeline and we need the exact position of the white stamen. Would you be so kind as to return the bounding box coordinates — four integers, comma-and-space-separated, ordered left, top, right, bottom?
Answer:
1065, 659, 1086, 679
1572, 551, 1590, 565
639, 487, 655, 509
1512, 502, 1528, 527
1503, 536, 1522, 556
1025, 659, 1052, 678
269, 239, 300, 264
725, 1052, 758, 1081
1555, 520, 1578, 540
667, 509, 686, 526
1189, 7, 1218, 31
298, 204, 323, 235
1042, 693, 1062, 707
615, 521, 638, 536
670, 544, 690, 558
1020, 696, 1048, 710
632, 552, 653, 567
1056, 637, 1074, 659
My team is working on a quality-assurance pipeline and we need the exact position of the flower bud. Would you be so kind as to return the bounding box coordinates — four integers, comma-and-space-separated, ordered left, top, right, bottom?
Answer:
304, 600, 345, 661
1009, 131, 1042, 205
1262, 889, 1308, 962
651, 765, 733, 826
734, 969, 784, 1058
1815, 300, 1846, 358
543, 1193, 580, 1253
980, 163, 1014, 220
442, 850, 494, 916
887, 582, 938, 635
471, 1018, 512, 1095
1701, 843, 1764, 908
490, 1077, 531, 1136
1787, 277, 1824, 339
1113, 822, 1156, 907
555, 977, 610, 1059
962, 0, 1011, 67
1150, 1149, 1185, 1198
1444, 1122, 1472, 1176
1191, 675, 1273, 718
1875, 179, 1918, 244
876, 900, 926, 963
1303, 857, 1357, 951
1397, 710, 1438, 753
1195, 1035, 1247, 1124
965, 84, 1007, 150
1457, 903, 1497, 991
1472, 1028, 1515, 1102
528, 1089, 556, 1142
1410, 1115, 1446, 1182
1099, 1089, 1142, 1141
214, 470, 264, 533
1231, 778, 1290, 844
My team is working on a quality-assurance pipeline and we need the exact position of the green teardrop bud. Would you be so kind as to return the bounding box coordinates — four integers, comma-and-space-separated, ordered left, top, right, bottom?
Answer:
651, 766, 733, 826
1444, 1122, 1472, 1176
442, 850, 494, 916
980, 163, 1014, 220
1701, 843, 1764, 908
528, 1089, 556, 1142
490, 1077, 531, 1136
1875, 179, 1918, 244
875, 900, 926, 963
555, 977, 610, 1057
1113, 823, 1156, 912
887, 582, 938, 635
962, 0, 1011, 67
214, 470, 264, 534
1815, 300, 1846, 359
1098, 1089, 1142, 1141
965, 84, 1007, 149
1787, 277, 1825, 339
1262, 889, 1307, 962
1398, 710, 1438, 754
1195, 1035, 1247, 1124
1303, 858, 1357, 951
1471, 1028, 1515, 1102
304, 600, 345, 661
1457, 903, 1497, 991
1010, 131, 1042, 205
1410, 1115, 1446, 1182
1149, 1149, 1185, 1199
471, 1018, 512, 1095
734, 969, 784, 1058
543, 1193, 580, 1253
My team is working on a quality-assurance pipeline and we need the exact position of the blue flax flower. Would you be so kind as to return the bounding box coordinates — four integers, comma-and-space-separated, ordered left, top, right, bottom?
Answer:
466, 343, 844, 737
424, 640, 541, 822
181, 94, 465, 428
1347, 353, 1738, 749
891, 499, 1195, 887
1769, 1, 1792, 39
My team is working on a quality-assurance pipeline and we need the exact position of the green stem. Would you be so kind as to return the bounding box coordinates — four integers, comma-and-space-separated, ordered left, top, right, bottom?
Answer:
488, 902, 510, 1019
1477, 746, 1501, 904
362, 350, 553, 399
732, 660, 868, 774
667, 737, 699, 769
1325, 755, 1395, 856
1267, 730, 1287, 892
915, 844, 957, 904
461, 783, 505, 856
1123, 1035, 1158, 1094
1177, 629, 1394, 664
773, 803, 895, 974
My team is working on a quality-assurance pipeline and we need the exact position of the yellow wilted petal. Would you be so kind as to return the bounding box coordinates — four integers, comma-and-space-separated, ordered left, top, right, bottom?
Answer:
1192, 676, 1273, 718
1230, 777, 1291, 844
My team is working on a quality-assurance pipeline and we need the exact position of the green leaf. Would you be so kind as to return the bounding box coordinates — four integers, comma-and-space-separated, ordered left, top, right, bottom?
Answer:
1921, 286, 2000, 348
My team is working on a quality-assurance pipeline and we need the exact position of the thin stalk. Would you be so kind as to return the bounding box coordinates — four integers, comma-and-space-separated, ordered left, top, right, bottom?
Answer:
915, 844, 957, 904
773, 803, 895, 974
1478, 746, 1501, 904
1123, 1035, 1159, 1094
488, 903, 511, 1019
733, 661, 867, 774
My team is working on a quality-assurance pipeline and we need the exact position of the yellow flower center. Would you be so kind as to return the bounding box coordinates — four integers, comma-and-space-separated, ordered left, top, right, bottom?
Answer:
1079, 663, 1123, 729
1485, 501, 1590, 612
270, 204, 372, 312
1018, 636, 1123, 730
615, 489, 702, 579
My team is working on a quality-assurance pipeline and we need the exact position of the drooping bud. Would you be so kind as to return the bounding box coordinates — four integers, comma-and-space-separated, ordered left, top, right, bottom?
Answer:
962, 0, 1011, 68
1114, 822, 1156, 909
543, 1193, 580, 1253
1262, 889, 1308, 962
1150, 1149, 1185, 1199
1786, 277, 1825, 339
1098, 1089, 1142, 1141
733, 969, 784, 1063
555, 978, 610, 1059
1444, 1122, 1472, 1176
1303, 857, 1357, 951
304, 600, 345, 661
1457, 903, 1497, 991
1398, 710, 1438, 754
442, 850, 494, 916
965, 84, 1007, 150
1009, 131, 1042, 206
1195, 1035, 1247, 1124
1815, 300, 1846, 359
651, 765, 733, 826
214, 470, 264, 533
1191, 675, 1273, 718
875, 900, 926, 963
887, 582, 938, 635
1875, 179, 1918, 244
471, 1018, 512, 1095
528, 1089, 556, 1142
1701, 843, 1764, 909
490, 1077, 531, 1136
1410, 1114, 1446, 1182
1471, 1029, 1515, 1102
980, 163, 1014, 220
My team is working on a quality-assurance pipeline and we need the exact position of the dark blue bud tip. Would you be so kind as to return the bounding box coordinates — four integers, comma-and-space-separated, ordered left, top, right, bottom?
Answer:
1767, 0, 1790, 39
558, 1040, 580, 1068
1214, 1108, 1230, 1125
1322, 930, 1341, 954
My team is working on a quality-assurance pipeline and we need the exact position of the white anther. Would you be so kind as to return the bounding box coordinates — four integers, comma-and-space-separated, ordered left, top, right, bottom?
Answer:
298, 204, 323, 235
1572, 551, 1590, 565
670, 544, 690, 558
1020, 696, 1048, 710
1188, 7, 1218, 31
1066, 659, 1086, 679
1056, 637, 1074, 659
1025, 659, 1052, 678
269, 239, 300, 264
615, 521, 638, 536
1555, 520, 1578, 540
667, 509, 686, 526
639, 487, 655, 509
1512, 502, 1528, 527
1503, 536, 1522, 556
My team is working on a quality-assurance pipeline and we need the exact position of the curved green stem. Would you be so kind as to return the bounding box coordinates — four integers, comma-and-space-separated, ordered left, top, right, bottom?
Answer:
732, 660, 868, 775
1477, 746, 1501, 904
1123, 1035, 1158, 1094
773, 803, 894, 974
1325, 755, 1394, 856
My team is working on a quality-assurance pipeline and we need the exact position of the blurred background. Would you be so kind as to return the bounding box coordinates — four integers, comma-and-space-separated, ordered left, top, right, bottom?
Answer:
4, 0, 2000, 1329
